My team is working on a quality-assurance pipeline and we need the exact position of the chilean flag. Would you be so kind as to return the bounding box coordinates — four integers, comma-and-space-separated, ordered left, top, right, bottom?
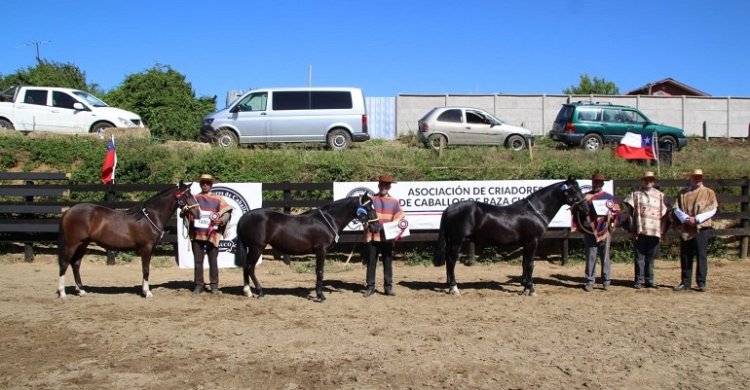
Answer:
101, 135, 117, 184
614, 132, 656, 160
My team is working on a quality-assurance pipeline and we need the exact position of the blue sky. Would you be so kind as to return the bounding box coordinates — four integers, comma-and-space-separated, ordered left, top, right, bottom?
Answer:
2, 0, 749, 105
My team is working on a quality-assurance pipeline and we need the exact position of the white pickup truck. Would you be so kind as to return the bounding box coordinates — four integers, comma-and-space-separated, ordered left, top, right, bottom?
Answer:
0, 85, 144, 134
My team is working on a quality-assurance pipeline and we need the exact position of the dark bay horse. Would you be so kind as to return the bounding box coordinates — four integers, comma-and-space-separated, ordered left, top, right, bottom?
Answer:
433, 177, 586, 296
234, 194, 377, 302
58, 182, 200, 298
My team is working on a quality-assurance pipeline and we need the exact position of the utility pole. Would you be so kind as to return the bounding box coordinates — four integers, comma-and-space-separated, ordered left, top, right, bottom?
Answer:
26, 40, 50, 63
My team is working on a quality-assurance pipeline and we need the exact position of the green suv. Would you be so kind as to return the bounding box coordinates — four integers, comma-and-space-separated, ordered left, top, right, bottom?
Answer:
548, 102, 688, 151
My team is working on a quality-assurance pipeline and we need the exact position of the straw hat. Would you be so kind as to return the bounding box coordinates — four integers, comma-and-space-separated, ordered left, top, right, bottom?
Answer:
198, 174, 214, 183
591, 173, 606, 182
642, 171, 657, 180
377, 175, 396, 184
690, 168, 704, 177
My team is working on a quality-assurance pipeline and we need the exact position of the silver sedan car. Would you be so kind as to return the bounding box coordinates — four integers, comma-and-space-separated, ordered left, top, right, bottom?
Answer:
417, 107, 535, 150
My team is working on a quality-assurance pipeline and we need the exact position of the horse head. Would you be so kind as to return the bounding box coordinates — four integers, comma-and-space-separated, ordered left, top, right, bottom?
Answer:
357, 193, 381, 233
176, 181, 201, 220
561, 176, 588, 215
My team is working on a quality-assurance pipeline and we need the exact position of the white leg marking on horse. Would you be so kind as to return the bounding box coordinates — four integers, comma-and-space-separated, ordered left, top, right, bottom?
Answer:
143, 280, 153, 298
243, 285, 254, 298
76, 288, 87, 296
58, 276, 67, 298
449, 286, 461, 296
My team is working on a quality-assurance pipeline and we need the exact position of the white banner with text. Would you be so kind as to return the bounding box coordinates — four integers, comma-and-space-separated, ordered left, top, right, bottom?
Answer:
334, 179, 612, 230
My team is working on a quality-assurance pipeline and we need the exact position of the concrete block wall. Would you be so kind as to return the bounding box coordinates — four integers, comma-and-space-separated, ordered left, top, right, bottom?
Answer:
396, 94, 750, 139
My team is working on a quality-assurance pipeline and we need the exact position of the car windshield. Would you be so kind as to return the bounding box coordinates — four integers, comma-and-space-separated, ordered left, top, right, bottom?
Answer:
72, 91, 109, 108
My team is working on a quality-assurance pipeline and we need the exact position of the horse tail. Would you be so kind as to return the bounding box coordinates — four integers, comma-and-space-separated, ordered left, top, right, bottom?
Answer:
433, 211, 448, 267
233, 218, 247, 267
234, 236, 246, 267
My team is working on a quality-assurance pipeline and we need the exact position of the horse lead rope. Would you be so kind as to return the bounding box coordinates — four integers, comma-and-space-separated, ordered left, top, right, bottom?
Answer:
142, 208, 165, 239
526, 198, 549, 225
318, 210, 340, 243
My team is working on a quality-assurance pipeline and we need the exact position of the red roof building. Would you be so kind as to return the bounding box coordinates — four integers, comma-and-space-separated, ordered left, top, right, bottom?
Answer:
626, 78, 710, 96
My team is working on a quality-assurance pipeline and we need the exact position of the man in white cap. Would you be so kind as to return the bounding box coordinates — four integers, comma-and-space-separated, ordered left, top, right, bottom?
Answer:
624, 171, 669, 289
673, 169, 718, 292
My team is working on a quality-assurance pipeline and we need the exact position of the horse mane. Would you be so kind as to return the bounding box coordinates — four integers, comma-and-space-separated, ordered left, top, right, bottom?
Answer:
124, 185, 180, 216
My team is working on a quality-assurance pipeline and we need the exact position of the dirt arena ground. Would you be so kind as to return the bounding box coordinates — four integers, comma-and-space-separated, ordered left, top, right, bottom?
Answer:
1, 253, 748, 390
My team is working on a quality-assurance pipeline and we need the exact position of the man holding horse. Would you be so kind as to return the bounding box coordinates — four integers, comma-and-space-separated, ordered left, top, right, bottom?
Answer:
577, 173, 619, 292
673, 169, 718, 292
364, 175, 405, 297
185, 174, 233, 295
624, 171, 669, 289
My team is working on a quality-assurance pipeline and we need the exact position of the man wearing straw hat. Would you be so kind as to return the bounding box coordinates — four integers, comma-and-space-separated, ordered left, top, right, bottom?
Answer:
578, 172, 619, 292
185, 174, 233, 295
624, 171, 669, 289
673, 169, 718, 292
363, 175, 404, 297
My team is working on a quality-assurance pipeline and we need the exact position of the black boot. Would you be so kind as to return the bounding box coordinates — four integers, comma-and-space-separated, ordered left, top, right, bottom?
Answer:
363, 286, 376, 297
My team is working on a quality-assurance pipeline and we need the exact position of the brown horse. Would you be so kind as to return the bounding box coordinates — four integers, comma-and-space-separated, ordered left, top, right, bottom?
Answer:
57, 182, 200, 298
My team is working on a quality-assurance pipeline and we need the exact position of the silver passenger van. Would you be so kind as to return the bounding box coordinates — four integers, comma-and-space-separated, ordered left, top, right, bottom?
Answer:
200, 87, 369, 150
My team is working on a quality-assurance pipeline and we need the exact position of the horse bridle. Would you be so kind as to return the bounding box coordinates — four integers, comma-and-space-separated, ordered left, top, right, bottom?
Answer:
317, 195, 377, 243
142, 188, 199, 238
358, 195, 379, 226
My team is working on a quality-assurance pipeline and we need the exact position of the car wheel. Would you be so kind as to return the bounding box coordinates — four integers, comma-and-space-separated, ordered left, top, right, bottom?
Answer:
658, 135, 677, 150
0, 118, 14, 130
581, 134, 603, 151
427, 134, 447, 150
215, 129, 239, 149
327, 129, 351, 151
506, 135, 526, 151
91, 121, 115, 135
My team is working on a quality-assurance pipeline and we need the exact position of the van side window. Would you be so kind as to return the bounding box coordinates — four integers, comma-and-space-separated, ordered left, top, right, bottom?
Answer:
311, 91, 352, 109
273, 91, 309, 110
237, 92, 268, 112
52, 91, 79, 109
24, 90, 48, 105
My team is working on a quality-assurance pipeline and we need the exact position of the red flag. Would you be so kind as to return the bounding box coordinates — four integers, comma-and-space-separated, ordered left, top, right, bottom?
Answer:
101, 135, 117, 184
614, 132, 656, 160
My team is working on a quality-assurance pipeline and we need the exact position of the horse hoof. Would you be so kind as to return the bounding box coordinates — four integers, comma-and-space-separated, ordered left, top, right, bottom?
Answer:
256, 291, 265, 299
243, 286, 254, 298
316, 296, 327, 303
448, 286, 461, 296
144, 291, 154, 299
58, 292, 67, 299
76, 289, 87, 297
522, 289, 537, 297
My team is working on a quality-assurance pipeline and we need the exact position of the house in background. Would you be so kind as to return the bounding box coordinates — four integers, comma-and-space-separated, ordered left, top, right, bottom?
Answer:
626, 78, 710, 96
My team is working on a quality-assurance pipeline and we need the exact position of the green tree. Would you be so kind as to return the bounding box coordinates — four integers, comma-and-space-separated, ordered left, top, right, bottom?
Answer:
563, 74, 619, 95
0, 60, 91, 91
103, 64, 217, 140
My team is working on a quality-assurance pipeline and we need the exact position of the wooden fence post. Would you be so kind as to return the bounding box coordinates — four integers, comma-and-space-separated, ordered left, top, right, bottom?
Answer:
24, 180, 35, 262
106, 183, 116, 265
741, 176, 749, 259
282, 186, 292, 265
561, 236, 569, 265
